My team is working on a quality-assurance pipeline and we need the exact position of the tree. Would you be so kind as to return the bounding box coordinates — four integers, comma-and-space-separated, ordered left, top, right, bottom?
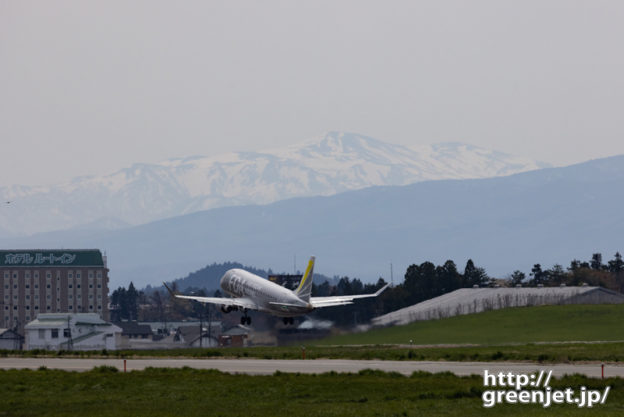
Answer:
608, 252, 624, 292
110, 287, 127, 321
591, 253, 604, 270
545, 264, 566, 285
110, 283, 140, 321
350, 278, 364, 294
164, 281, 190, 320
336, 277, 353, 296
608, 252, 624, 273
126, 282, 139, 321
509, 270, 526, 286
150, 290, 166, 323
437, 260, 461, 292
568, 259, 581, 272
404, 261, 437, 303
530, 264, 546, 286
463, 259, 489, 287
190, 289, 208, 318
313, 280, 332, 296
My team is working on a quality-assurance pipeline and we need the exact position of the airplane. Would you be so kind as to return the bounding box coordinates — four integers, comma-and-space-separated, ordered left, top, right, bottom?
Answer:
166, 256, 389, 325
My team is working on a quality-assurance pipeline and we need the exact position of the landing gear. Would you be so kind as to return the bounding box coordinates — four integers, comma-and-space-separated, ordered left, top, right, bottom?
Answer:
282, 317, 294, 325
241, 315, 251, 325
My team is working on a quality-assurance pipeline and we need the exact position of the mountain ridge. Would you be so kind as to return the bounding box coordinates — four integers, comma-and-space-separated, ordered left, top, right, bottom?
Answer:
0, 132, 547, 236
1, 154, 621, 290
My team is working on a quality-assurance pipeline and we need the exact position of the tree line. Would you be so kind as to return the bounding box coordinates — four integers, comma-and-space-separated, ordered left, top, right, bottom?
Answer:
310, 258, 489, 326
110, 251, 624, 327
510, 252, 624, 291
110, 281, 214, 322
310, 252, 624, 326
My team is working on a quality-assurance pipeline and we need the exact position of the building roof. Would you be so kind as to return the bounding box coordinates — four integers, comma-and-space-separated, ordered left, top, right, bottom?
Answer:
115, 321, 153, 336
62, 331, 105, 346
177, 326, 200, 342
0, 328, 23, 340
25, 313, 110, 329
25, 320, 67, 329
222, 325, 250, 336
0, 250, 105, 267
140, 321, 221, 333
177, 325, 220, 343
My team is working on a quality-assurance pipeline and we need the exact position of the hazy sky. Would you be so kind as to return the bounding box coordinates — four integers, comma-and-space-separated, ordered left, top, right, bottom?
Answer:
2, 1, 623, 186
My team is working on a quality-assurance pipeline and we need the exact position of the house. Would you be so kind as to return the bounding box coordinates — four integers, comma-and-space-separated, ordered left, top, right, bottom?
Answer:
25, 313, 121, 351
0, 328, 23, 350
115, 321, 154, 340
219, 325, 250, 347
175, 324, 219, 348
114, 321, 156, 349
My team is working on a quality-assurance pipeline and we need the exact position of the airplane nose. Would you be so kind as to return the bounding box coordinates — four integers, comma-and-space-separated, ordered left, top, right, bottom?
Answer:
220, 271, 230, 287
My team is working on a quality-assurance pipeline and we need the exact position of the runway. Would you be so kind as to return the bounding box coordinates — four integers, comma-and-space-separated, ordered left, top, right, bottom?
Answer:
0, 357, 619, 378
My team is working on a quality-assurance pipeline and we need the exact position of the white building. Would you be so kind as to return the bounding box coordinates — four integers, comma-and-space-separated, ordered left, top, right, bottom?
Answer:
25, 313, 121, 351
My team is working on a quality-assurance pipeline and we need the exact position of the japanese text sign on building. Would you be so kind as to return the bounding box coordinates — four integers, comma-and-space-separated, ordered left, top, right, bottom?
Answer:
4, 253, 78, 265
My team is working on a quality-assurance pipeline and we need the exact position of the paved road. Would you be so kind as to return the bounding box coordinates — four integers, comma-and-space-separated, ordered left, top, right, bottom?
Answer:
0, 358, 619, 378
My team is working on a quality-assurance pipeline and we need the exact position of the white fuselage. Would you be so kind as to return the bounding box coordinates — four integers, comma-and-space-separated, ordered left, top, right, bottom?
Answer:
220, 269, 313, 317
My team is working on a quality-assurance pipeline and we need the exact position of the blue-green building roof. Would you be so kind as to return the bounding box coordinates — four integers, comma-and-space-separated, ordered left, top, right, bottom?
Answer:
0, 249, 105, 267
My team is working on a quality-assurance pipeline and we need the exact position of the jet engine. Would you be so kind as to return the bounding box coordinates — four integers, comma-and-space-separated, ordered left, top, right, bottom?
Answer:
221, 305, 236, 313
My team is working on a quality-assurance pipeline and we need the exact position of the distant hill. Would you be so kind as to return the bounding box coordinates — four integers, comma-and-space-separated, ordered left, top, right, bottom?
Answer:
140, 262, 268, 294
141, 261, 340, 295
0, 131, 546, 236
2, 154, 623, 289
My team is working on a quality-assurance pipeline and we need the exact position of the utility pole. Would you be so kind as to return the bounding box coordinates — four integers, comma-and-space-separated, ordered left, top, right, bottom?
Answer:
199, 307, 203, 348
65, 316, 73, 351
163, 293, 168, 336
390, 263, 394, 287
207, 304, 212, 347
12, 317, 21, 351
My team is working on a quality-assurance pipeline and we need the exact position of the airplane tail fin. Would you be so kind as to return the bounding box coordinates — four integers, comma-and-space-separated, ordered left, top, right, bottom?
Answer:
294, 256, 315, 302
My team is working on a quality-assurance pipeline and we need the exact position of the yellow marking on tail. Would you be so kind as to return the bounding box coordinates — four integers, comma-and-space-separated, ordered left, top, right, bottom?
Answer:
296, 257, 315, 293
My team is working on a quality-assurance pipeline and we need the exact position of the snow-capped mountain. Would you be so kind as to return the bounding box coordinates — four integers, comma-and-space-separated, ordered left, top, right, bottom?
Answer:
0, 132, 548, 236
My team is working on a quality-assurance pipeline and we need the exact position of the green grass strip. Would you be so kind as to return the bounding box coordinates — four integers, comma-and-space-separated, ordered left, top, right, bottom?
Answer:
0, 367, 622, 416
318, 304, 624, 346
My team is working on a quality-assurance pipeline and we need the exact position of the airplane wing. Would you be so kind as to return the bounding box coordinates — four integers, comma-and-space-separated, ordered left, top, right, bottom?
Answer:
163, 283, 258, 310
173, 294, 258, 310
309, 283, 390, 308
268, 301, 309, 308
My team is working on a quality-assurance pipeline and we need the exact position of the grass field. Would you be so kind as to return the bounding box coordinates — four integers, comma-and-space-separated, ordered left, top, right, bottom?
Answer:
5, 342, 624, 363
3, 304, 624, 364
0, 367, 621, 416
318, 304, 624, 345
